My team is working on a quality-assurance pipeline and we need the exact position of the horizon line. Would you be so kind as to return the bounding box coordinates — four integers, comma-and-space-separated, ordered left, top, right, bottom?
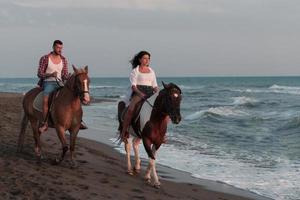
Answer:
1, 75, 300, 79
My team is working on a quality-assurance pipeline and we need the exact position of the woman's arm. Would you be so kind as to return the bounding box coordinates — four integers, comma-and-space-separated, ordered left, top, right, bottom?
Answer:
151, 69, 159, 93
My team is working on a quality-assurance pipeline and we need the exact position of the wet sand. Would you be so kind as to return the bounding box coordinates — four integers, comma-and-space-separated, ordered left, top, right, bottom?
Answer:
0, 92, 271, 200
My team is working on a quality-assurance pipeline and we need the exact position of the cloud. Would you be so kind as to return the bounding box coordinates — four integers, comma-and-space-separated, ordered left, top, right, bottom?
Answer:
11, 0, 224, 13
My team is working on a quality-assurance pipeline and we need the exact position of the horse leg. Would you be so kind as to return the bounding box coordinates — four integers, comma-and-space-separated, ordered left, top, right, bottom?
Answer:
53, 126, 68, 164
145, 146, 160, 188
145, 157, 153, 184
29, 118, 42, 163
150, 146, 160, 188
69, 129, 79, 168
124, 138, 133, 175
132, 137, 141, 174
143, 138, 153, 183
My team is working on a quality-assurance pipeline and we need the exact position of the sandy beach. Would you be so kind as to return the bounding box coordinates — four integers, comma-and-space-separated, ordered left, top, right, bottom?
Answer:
0, 92, 271, 200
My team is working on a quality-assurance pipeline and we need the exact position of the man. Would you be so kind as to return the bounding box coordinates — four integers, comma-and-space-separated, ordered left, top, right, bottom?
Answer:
37, 40, 87, 132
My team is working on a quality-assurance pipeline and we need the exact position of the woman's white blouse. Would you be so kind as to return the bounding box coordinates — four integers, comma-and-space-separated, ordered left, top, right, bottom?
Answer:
129, 66, 158, 87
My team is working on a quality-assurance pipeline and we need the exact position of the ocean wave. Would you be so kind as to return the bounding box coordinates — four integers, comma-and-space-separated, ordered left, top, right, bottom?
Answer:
276, 116, 300, 131
231, 84, 300, 96
91, 96, 119, 103
269, 84, 300, 90
232, 96, 259, 107
185, 106, 249, 120
177, 85, 204, 90
90, 85, 124, 89
269, 84, 300, 95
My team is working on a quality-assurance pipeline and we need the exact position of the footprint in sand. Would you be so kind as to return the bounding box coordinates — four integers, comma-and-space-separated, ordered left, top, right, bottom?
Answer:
77, 160, 88, 164
131, 188, 143, 193
78, 184, 89, 190
131, 195, 146, 200
100, 178, 109, 184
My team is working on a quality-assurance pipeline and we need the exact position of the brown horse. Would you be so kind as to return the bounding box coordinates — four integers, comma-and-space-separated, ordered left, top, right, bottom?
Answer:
118, 82, 182, 188
17, 65, 90, 167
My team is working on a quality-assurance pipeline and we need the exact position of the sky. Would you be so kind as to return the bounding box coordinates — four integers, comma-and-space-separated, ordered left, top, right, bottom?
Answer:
0, 0, 300, 77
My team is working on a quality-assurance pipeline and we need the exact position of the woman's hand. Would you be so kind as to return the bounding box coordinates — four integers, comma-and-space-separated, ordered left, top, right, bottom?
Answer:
139, 92, 147, 100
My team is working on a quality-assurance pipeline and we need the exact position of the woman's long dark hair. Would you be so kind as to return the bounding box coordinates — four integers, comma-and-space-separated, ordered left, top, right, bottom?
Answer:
130, 51, 151, 69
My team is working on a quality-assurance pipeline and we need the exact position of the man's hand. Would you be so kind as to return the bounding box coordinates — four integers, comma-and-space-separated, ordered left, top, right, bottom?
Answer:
51, 71, 58, 77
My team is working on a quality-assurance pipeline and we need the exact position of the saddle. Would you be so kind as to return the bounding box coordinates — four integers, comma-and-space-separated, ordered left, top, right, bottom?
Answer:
33, 88, 61, 125
121, 92, 159, 137
33, 90, 60, 112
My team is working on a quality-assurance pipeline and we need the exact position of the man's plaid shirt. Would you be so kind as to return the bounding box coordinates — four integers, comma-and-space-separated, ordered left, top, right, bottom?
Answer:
37, 52, 69, 87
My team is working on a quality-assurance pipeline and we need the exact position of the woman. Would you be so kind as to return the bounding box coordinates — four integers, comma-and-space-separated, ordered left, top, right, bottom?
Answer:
120, 51, 159, 142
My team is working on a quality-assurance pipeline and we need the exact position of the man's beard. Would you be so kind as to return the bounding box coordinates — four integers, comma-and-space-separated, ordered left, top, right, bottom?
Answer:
53, 51, 61, 55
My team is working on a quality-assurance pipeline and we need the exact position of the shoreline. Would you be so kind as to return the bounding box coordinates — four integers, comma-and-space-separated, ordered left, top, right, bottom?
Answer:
0, 92, 272, 200
80, 127, 272, 200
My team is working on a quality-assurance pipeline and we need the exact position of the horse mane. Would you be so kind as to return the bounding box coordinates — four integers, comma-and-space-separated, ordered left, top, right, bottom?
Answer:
64, 73, 76, 91
159, 82, 182, 96
168, 82, 182, 94
64, 69, 88, 92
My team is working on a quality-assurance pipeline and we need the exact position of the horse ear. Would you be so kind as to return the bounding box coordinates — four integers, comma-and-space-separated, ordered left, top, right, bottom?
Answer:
84, 65, 88, 73
72, 65, 78, 73
162, 81, 168, 89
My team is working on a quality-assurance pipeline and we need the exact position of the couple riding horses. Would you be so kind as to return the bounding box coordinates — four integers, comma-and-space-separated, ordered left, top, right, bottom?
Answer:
37, 40, 87, 132
19, 40, 182, 183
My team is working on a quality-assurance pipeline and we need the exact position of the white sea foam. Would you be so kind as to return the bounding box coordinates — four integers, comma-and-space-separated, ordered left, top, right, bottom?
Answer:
90, 85, 123, 89
269, 84, 300, 95
233, 85, 300, 96
185, 106, 249, 120
111, 131, 299, 200
232, 96, 258, 106
178, 85, 204, 90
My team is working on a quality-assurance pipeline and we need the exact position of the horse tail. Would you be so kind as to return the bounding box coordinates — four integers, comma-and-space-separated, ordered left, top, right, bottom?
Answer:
17, 110, 28, 153
116, 101, 126, 144
143, 137, 155, 160
117, 101, 126, 132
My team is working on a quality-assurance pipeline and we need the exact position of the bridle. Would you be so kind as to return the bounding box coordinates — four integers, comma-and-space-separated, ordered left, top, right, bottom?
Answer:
60, 73, 90, 98
164, 88, 181, 118
74, 73, 90, 98
144, 88, 181, 117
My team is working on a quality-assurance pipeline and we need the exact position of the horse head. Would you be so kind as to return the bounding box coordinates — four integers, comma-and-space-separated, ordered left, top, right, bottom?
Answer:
71, 65, 91, 105
161, 81, 182, 124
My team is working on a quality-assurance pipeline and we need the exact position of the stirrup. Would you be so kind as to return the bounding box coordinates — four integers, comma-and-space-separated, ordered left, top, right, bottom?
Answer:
79, 121, 88, 130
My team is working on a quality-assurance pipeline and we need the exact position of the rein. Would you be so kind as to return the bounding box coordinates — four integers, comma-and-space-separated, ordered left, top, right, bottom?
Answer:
144, 98, 154, 108
144, 91, 169, 116
55, 77, 64, 88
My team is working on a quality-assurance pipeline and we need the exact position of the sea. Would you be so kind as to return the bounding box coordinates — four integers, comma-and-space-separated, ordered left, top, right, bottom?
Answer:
1, 76, 299, 200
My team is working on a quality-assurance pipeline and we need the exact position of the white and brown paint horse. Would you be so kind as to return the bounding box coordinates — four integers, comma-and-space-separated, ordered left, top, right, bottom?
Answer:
118, 82, 182, 188
17, 65, 90, 167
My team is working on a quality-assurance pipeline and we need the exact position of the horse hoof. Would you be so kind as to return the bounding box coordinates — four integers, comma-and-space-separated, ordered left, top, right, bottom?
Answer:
36, 157, 42, 165
51, 158, 60, 165
133, 167, 141, 174
40, 154, 47, 161
70, 161, 78, 169
153, 182, 161, 189
145, 178, 151, 185
126, 170, 134, 176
